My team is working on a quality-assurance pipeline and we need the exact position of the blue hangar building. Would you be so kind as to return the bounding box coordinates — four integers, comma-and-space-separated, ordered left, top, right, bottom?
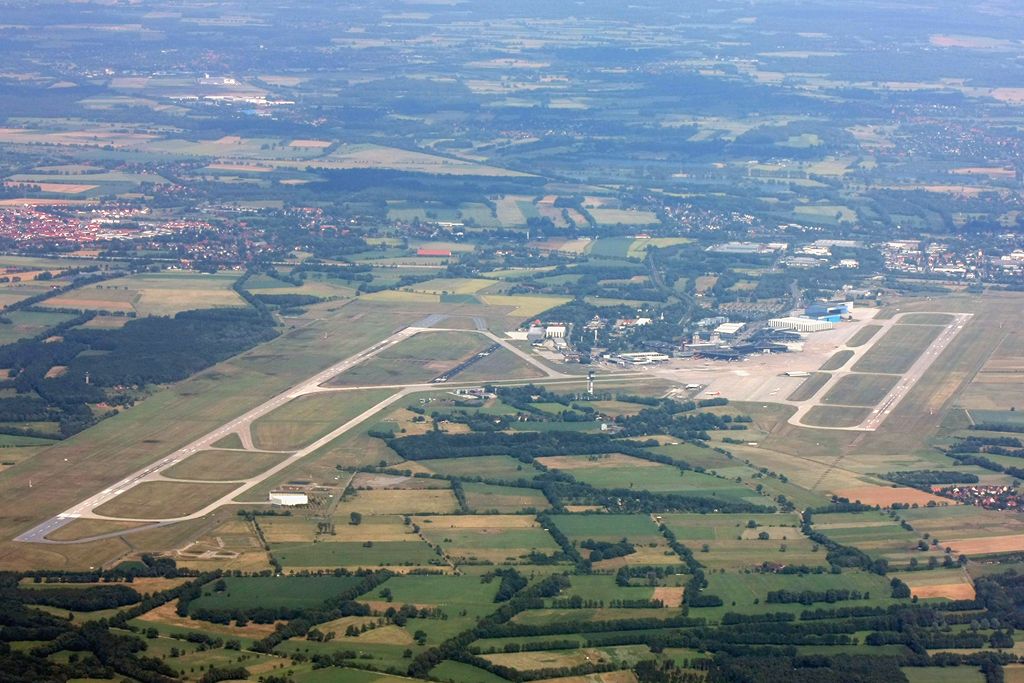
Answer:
804, 302, 850, 323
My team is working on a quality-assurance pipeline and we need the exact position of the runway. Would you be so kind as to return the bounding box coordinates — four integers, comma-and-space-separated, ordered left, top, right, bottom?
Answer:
15, 320, 578, 544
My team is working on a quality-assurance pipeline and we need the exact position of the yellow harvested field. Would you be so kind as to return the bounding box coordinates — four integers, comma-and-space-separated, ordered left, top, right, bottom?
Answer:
484, 649, 605, 672
361, 290, 441, 304
911, 582, 976, 600
44, 365, 68, 379
411, 278, 495, 295
477, 294, 570, 318
274, 143, 529, 177
833, 485, 950, 507
992, 88, 1024, 103
289, 139, 332, 148
137, 600, 282, 638
336, 489, 459, 515
413, 514, 538, 529
0, 198, 95, 206
951, 166, 1016, 178
532, 672, 637, 683
947, 534, 1024, 556
207, 163, 273, 172
4, 182, 96, 194
651, 586, 685, 606
930, 34, 1013, 49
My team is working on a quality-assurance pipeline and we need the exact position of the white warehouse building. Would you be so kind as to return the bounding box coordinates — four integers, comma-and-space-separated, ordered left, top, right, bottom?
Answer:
767, 317, 835, 333
269, 490, 309, 506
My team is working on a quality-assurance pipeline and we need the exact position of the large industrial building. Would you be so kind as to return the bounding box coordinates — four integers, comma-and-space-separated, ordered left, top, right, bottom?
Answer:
714, 322, 746, 338
269, 489, 309, 507
767, 317, 835, 332
804, 302, 852, 323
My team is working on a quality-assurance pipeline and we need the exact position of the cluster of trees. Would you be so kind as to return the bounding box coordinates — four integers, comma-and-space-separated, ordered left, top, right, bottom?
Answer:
882, 470, 980, 488
765, 589, 869, 605
945, 450, 1024, 480
0, 305, 278, 437
951, 436, 1024, 457
180, 571, 391, 637
17, 584, 141, 612
803, 504, 889, 575
489, 568, 528, 602
658, 523, 722, 608
580, 537, 636, 561
614, 399, 748, 441
407, 573, 571, 678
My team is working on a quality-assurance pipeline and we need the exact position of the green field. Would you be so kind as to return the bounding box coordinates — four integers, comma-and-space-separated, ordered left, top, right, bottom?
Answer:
821, 374, 899, 406
251, 389, 395, 451
462, 482, 549, 513
545, 457, 754, 502
699, 569, 896, 614
902, 668, 984, 683
802, 405, 871, 428
787, 372, 831, 401
162, 449, 285, 480
417, 520, 561, 564
819, 350, 854, 371
92, 481, 236, 519
421, 455, 542, 480
899, 313, 956, 325
273, 540, 441, 568
326, 332, 492, 387
852, 324, 942, 374
45, 271, 245, 316
187, 575, 365, 612
359, 574, 501, 642
659, 512, 824, 570
549, 514, 664, 544
587, 237, 638, 258
967, 409, 1024, 426
847, 324, 882, 347
0, 310, 77, 345
447, 348, 545, 383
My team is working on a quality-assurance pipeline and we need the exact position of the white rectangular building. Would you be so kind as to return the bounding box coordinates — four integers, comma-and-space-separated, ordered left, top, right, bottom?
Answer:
767, 317, 834, 333
269, 490, 308, 506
